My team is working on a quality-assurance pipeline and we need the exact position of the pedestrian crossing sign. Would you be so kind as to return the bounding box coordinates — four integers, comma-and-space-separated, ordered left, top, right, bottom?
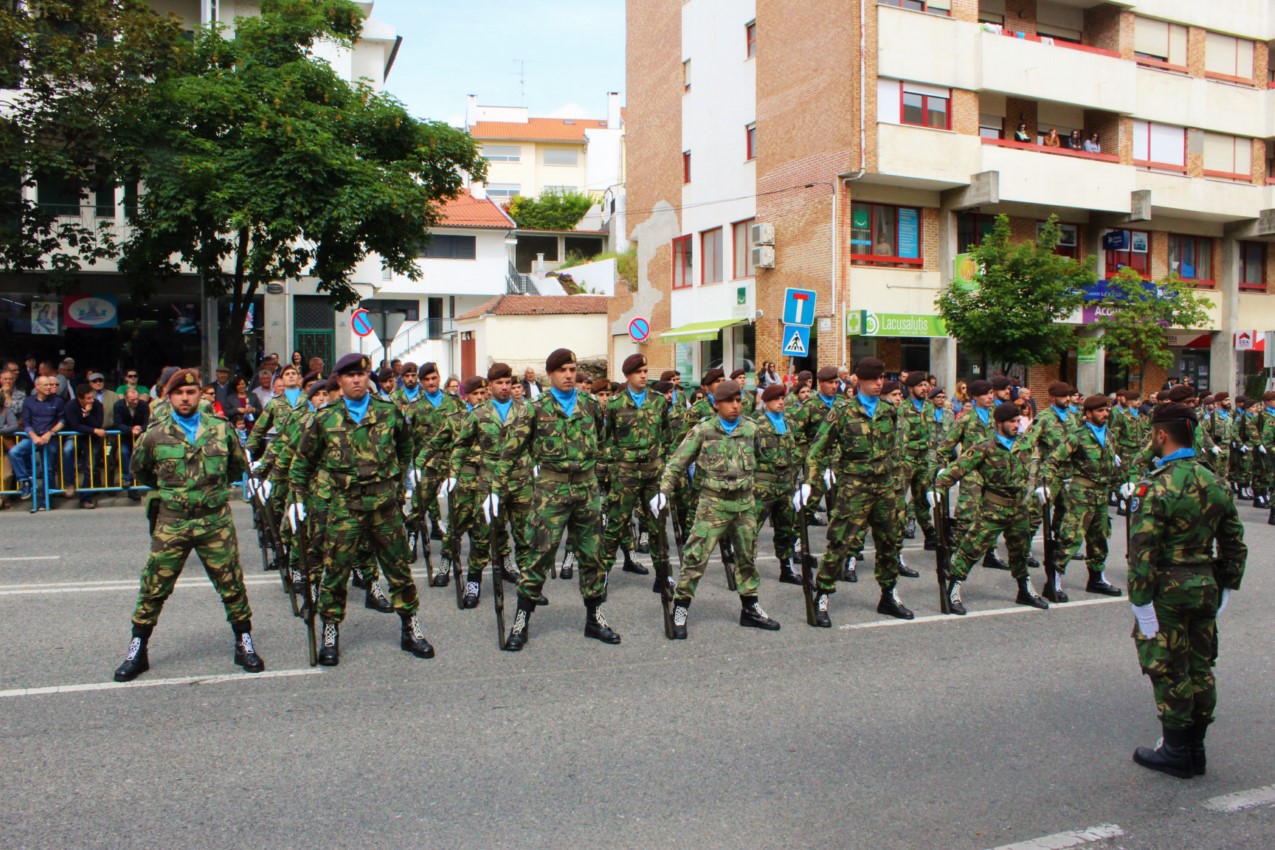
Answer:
782, 324, 810, 357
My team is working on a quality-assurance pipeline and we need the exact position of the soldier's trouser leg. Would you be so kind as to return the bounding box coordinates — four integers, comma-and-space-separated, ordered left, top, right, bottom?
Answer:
674, 493, 758, 600
755, 482, 797, 559
906, 461, 936, 538
503, 477, 536, 572
321, 499, 419, 622
132, 507, 252, 627
354, 532, 381, 583
456, 487, 490, 575
417, 471, 444, 526
1056, 495, 1109, 571
817, 475, 900, 592
1134, 577, 1219, 729
949, 509, 1007, 582
519, 479, 605, 603
1002, 509, 1032, 581
602, 471, 665, 567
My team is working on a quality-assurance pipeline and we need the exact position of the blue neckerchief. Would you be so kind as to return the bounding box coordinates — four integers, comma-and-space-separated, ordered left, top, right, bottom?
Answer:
235, 428, 248, 445
1216, 410, 1228, 421
671, 389, 681, 406
628, 388, 647, 407
1069, 404, 1080, 415
718, 416, 740, 435
1245, 410, 1255, 418
995, 433, 1016, 451
550, 386, 577, 417
1052, 405, 1069, 423
403, 385, 421, 402
765, 410, 787, 434
492, 397, 512, 423
819, 393, 837, 409
911, 397, 924, 412
1130, 407, 1140, 419
975, 406, 990, 426
423, 388, 444, 408
857, 392, 879, 419
172, 409, 201, 444
283, 388, 302, 407
343, 394, 371, 424
1154, 447, 1196, 467
1266, 407, 1275, 418
465, 402, 474, 412
307, 401, 316, 412
1086, 422, 1107, 447
933, 408, 943, 423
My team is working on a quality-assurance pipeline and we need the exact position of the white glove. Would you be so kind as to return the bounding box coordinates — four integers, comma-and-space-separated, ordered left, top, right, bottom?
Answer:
1114, 454, 1122, 468
793, 483, 813, 510
822, 468, 836, 488
286, 501, 307, 534
1119, 482, 1136, 499
649, 492, 668, 517
407, 467, 421, 488
1131, 602, 1159, 639
250, 460, 264, 474
438, 477, 457, 498
936, 468, 948, 480
926, 490, 940, 509
1218, 588, 1232, 615
1241, 445, 1250, 454
1260, 445, 1267, 455
482, 492, 500, 524
1213, 445, 1222, 456
1034, 486, 1049, 505
255, 479, 273, 503
533, 465, 540, 478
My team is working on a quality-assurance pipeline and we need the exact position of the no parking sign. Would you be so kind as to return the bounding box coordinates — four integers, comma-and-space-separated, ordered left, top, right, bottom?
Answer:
628, 316, 650, 343
351, 308, 374, 337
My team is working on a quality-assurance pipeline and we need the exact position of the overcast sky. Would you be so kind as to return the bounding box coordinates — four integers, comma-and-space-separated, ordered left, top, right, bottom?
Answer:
372, 0, 626, 126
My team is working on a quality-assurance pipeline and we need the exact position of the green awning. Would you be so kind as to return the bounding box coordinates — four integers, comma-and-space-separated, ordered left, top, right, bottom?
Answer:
659, 318, 746, 343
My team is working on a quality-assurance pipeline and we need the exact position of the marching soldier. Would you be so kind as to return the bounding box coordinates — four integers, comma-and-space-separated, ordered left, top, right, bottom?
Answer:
930, 401, 1049, 614
1111, 388, 1148, 513
896, 372, 938, 550
1231, 396, 1256, 499
1254, 391, 1275, 510
288, 353, 434, 666
410, 362, 462, 581
1127, 403, 1245, 778
1028, 381, 1078, 552
376, 367, 398, 401
792, 366, 846, 532
1204, 392, 1232, 484
651, 379, 780, 638
752, 383, 802, 585
878, 381, 920, 579
390, 361, 424, 416
729, 368, 756, 416
246, 364, 303, 458
113, 368, 264, 682
436, 376, 493, 608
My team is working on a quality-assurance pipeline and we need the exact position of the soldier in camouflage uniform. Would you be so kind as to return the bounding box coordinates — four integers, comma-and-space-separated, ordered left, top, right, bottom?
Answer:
1127, 403, 1246, 779
931, 402, 1049, 614
729, 368, 756, 417
791, 366, 846, 530
288, 353, 434, 666
1230, 396, 1256, 499
878, 381, 921, 579
390, 361, 424, 417
653, 380, 780, 638
410, 362, 462, 582
1042, 395, 1124, 601
662, 369, 697, 538
753, 383, 801, 585
113, 368, 264, 682
436, 376, 493, 608
1127, 384, 1224, 481
1111, 388, 1149, 514
1253, 391, 1275, 510
798, 357, 913, 627
246, 364, 303, 459
1202, 392, 1232, 484
503, 348, 621, 651
602, 354, 668, 587
897, 372, 938, 550
1027, 380, 1079, 549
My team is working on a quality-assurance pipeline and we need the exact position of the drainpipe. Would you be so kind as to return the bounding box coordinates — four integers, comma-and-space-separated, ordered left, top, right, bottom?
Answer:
835, 0, 869, 370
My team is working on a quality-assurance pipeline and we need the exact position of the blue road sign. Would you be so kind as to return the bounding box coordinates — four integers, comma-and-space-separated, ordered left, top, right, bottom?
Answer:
782, 288, 817, 327
781, 325, 811, 358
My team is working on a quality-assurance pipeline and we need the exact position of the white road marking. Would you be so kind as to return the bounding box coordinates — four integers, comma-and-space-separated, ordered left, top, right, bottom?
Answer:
0, 555, 62, 562
840, 596, 1126, 630
0, 568, 432, 597
1202, 784, 1275, 813
988, 823, 1124, 850
0, 667, 321, 699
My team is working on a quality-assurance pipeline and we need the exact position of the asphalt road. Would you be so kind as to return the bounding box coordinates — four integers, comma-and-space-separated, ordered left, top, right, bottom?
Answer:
1, 496, 1272, 850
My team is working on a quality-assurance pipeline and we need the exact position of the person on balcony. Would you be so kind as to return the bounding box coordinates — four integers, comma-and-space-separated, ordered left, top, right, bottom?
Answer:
1043, 128, 1062, 148
1083, 132, 1102, 154
1068, 130, 1083, 150
1014, 122, 1031, 143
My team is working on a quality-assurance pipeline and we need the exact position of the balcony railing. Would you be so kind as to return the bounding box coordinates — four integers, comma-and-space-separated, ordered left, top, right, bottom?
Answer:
981, 137, 1120, 164
506, 260, 540, 295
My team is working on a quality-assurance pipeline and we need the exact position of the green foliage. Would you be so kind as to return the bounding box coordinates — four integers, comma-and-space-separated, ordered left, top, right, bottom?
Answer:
505, 190, 594, 231
1244, 372, 1268, 400
936, 215, 1093, 369
1093, 267, 1213, 387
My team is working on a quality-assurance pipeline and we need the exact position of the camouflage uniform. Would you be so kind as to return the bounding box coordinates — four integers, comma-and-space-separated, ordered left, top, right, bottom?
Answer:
1128, 454, 1245, 731
753, 409, 799, 562
409, 391, 463, 530
1111, 405, 1149, 471
246, 391, 304, 459
1029, 405, 1077, 535
128, 412, 252, 627
1044, 421, 1117, 573
934, 435, 1036, 581
602, 388, 669, 569
896, 397, 937, 541
659, 416, 759, 600
1256, 407, 1275, 500
1203, 409, 1232, 482
793, 394, 845, 513
428, 404, 490, 577
932, 406, 997, 534
1231, 410, 1257, 494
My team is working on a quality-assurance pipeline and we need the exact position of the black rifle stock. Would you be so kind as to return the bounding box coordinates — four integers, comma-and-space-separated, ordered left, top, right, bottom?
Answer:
447, 487, 464, 610
295, 520, 320, 666
932, 492, 953, 615
1042, 496, 1058, 594
656, 507, 675, 639
256, 490, 299, 617
489, 496, 506, 649
798, 497, 818, 627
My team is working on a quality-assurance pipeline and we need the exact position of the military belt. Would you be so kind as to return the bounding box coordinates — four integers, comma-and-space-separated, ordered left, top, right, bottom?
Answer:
981, 490, 1018, 508
340, 479, 397, 496
156, 502, 226, 523
754, 470, 794, 483
1071, 476, 1103, 489
1157, 562, 1214, 575
702, 482, 754, 497
459, 465, 478, 476
617, 458, 661, 474
538, 468, 596, 484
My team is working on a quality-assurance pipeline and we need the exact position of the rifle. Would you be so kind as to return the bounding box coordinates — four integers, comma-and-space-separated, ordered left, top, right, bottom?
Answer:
256, 489, 299, 617
654, 508, 676, 639
797, 498, 818, 627
667, 506, 691, 636
295, 519, 321, 666
447, 486, 464, 610
1042, 495, 1059, 596
488, 494, 506, 649
932, 491, 953, 615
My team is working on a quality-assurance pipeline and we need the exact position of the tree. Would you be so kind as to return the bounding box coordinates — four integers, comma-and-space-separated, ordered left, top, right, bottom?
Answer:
505, 190, 594, 231
1091, 266, 1212, 391
118, 0, 487, 370
937, 215, 1094, 371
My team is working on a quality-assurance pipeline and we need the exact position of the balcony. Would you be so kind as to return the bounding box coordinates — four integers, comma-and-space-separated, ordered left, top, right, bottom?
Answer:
875, 123, 982, 190
1134, 68, 1267, 139
1133, 169, 1268, 222
980, 138, 1134, 212
977, 26, 1135, 114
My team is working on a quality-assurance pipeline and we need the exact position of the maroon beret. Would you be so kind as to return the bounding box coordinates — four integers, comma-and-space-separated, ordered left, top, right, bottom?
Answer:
659, 369, 679, 381
761, 384, 786, 403
712, 379, 742, 403
487, 362, 513, 381
333, 353, 371, 375
729, 368, 747, 380
701, 368, 725, 386
853, 358, 885, 380
882, 380, 901, 395
991, 376, 1012, 391
993, 401, 1021, 423
545, 348, 577, 373
590, 379, 611, 394
623, 354, 648, 375
420, 361, 439, 378
1048, 381, 1072, 398
164, 367, 201, 395
904, 372, 927, 388
461, 376, 488, 395
1083, 394, 1110, 411
968, 379, 993, 397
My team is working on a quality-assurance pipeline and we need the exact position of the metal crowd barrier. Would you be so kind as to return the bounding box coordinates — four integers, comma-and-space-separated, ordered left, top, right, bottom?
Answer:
2, 432, 37, 514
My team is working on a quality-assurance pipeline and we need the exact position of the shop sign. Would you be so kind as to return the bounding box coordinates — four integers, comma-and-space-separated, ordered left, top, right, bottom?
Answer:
64, 295, 118, 329
847, 310, 947, 338
1077, 337, 1100, 364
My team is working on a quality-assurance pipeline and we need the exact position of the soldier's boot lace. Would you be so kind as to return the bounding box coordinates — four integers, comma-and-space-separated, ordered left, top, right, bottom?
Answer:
318, 621, 340, 666
462, 579, 481, 609
233, 631, 265, 673
1085, 569, 1122, 596
946, 578, 967, 616
585, 602, 621, 644
1015, 576, 1048, 610
365, 582, 394, 613
621, 545, 649, 575
1132, 725, 1194, 779
877, 585, 915, 620
351, 570, 370, 590
635, 528, 650, 554
812, 591, 832, 628
671, 602, 689, 640
1043, 571, 1069, 604
740, 598, 780, 631
399, 613, 435, 659
843, 556, 858, 583
503, 599, 535, 652
559, 550, 575, 580
430, 560, 451, 588
113, 635, 150, 682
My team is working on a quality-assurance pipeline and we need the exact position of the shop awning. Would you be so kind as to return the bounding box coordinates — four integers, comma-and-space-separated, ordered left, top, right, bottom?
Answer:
660, 318, 747, 343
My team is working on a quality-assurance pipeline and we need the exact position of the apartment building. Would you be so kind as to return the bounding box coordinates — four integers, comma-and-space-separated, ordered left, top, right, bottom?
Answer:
615, 0, 1275, 394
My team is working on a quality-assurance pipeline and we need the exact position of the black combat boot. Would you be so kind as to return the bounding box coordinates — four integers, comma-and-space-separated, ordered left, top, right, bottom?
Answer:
462, 574, 482, 609
351, 570, 370, 590
1189, 720, 1209, 776
290, 564, 306, 597
430, 517, 443, 540
843, 556, 858, 582
877, 584, 915, 620
503, 597, 535, 651
812, 590, 831, 628
232, 622, 265, 673
671, 600, 690, 639
1267, 506, 1275, 527
559, 550, 575, 580
897, 556, 920, 578
430, 565, 450, 588
778, 557, 802, 585
365, 581, 394, 612
653, 563, 674, 594
1015, 576, 1048, 610
622, 545, 649, 575
1132, 725, 1194, 779
113, 624, 152, 682
318, 621, 340, 666
740, 597, 780, 630
946, 578, 967, 616
1042, 569, 1069, 603
585, 599, 622, 644
1026, 554, 1042, 570
1086, 569, 1123, 596
808, 511, 826, 527
494, 552, 519, 583
903, 517, 916, 539
400, 613, 435, 658
983, 550, 1011, 570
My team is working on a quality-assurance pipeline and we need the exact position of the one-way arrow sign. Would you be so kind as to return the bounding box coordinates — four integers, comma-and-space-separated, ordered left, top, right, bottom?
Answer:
782, 324, 810, 357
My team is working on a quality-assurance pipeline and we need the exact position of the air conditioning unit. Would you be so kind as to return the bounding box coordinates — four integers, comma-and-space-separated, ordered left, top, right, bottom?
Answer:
751, 222, 775, 246
752, 246, 775, 269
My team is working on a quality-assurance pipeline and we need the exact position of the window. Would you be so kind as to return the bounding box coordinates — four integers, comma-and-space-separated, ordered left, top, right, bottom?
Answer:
978, 0, 1005, 25
745, 21, 756, 58
979, 114, 1003, 141
485, 183, 521, 199
701, 227, 723, 284
1169, 235, 1213, 285
957, 213, 996, 251
851, 203, 923, 266
880, 0, 952, 15
544, 148, 579, 167
683, 151, 691, 184
1134, 17, 1188, 67
481, 144, 521, 162
732, 219, 756, 279
1131, 121, 1186, 171
93, 183, 114, 218
1105, 229, 1150, 277
1037, 222, 1078, 259
1202, 133, 1252, 179
1240, 242, 1266, 291
37, 172, 82, 216
672, 235, 693, 288
683, 59, 691, 91
745, 123, 756, 161
900, 82, 951, 130
542, 185, 578, 194
1036, 0, 1083, 43
1205, 32, 1255, 80
418, 234, 477, 260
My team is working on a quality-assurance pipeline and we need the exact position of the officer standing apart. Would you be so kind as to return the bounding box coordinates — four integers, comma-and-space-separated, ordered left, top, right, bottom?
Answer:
113, 368, 264, 682
1127, 403, 1245, 778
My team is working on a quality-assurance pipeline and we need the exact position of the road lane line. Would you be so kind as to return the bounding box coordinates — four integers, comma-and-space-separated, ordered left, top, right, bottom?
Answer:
0, 555, 62, 562
0, 667, 321, 699
988, 823, 1124, 850
841, 596, 1126, 630
1202, 784, 1275, 813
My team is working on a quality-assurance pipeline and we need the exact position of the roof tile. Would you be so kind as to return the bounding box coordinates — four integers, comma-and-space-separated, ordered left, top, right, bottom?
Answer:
470, 117, 608, 143
434, 193, 514, 229
456, 295, 609, 321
